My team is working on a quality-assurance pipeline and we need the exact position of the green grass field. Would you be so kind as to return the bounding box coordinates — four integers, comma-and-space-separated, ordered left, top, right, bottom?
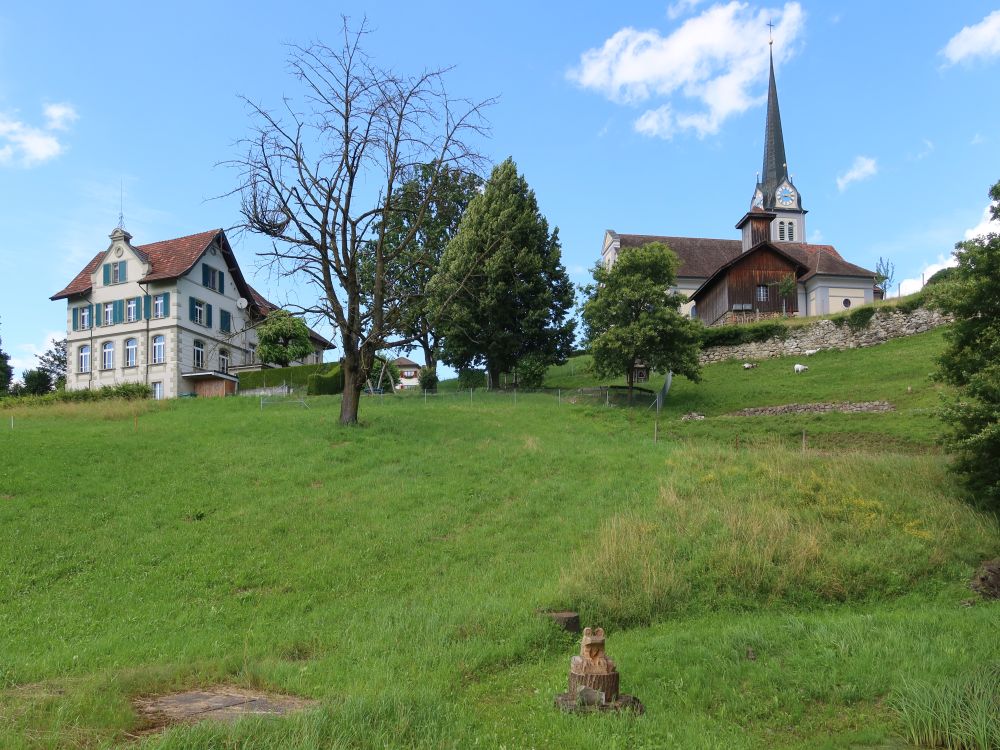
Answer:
0, 328, 997, 749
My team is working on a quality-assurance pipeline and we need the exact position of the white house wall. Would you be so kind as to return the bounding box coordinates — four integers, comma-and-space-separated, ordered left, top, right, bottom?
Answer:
804, 276, 874, 316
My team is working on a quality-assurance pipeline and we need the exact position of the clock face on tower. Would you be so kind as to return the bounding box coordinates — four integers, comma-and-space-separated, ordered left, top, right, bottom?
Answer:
776, 185, 796, 207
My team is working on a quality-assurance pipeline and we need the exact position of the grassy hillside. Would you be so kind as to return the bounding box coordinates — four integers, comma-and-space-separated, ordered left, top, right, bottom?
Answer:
0, 329, 996, 749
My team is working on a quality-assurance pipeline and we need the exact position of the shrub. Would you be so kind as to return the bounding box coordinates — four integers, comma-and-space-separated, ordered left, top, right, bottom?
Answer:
0, 381, 150, 407
514, 354, 548, 388
307, 365, 344, 395
238, 363, 330, 391
456, 368, 486, 390
700, 321, 789, 348
418, 367, 439, 392
895, 291, 926, 314
846, 305, 877, 331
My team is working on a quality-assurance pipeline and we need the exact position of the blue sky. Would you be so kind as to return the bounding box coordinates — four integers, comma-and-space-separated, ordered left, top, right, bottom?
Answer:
3, 1, 1000, 376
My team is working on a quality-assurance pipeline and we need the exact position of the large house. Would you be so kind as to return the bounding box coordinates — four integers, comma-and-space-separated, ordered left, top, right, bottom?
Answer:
51, 227, 334, 398
602, 46, 878, 326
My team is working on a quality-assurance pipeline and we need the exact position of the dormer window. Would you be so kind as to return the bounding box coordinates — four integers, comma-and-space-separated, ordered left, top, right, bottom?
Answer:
202, 264, 225, 293
103, 260, 127, 285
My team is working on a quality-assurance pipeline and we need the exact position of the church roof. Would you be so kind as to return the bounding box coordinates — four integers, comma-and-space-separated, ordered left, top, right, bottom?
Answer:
616, 233, 874, 284
617, 234, 742, 277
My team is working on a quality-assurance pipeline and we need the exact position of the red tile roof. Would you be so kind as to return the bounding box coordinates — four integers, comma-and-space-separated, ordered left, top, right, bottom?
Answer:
51, 228, 336, 351
51, 229, 221, 300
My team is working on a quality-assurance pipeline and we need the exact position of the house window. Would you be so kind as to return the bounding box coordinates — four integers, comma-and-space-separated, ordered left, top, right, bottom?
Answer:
220, 309, 231, 333
778, 221, 786, 241
193, 300, 205, 325
103, 302, 115, 326
102, 341, 114, 370
202, 264, 224, 293
125, 338, 137, 367
152, 335, 165, 364
219, 349, 229, 373
153, 294, 166, 318
756, 285, 769, 302
79, 345, 91, 373
152, 382, 163, 400
126, 298, 138, 322
193, 340, 205, 369
248, 343, 257, 365
843, 298, 852, 309
787, 222, 795, 241
111, 261, 127, 284
78, 306, 91, 330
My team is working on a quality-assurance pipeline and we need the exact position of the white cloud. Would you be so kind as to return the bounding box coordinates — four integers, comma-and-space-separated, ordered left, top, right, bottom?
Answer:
898, 255, 957, 296
9, 331, 64, 375
808, 228, 823, 243
971, 133, 986, 145
963, 202, 1000, 240
0, 103, 77, 167
895, 206, 999, 296
44, 103, 78, 131
667, 0, 706, 20
913, 138, 934, 160
568, 2, 805, 140
941, 10, 1000, 65
836, 156, 877, 192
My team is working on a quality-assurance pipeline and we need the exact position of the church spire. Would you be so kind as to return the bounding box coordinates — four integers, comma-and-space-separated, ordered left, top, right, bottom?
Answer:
760, 45, 789, 209
748, 38, 806, 245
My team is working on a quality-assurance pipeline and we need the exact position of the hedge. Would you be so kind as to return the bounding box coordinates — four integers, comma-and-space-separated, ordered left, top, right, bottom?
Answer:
0, 382, 151, 407
307, 365, 344, 395
238, 363, 333, 391
699, 320, 790, 348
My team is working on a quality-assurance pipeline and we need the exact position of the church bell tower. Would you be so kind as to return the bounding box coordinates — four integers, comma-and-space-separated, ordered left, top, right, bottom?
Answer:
750, 43, 806, 244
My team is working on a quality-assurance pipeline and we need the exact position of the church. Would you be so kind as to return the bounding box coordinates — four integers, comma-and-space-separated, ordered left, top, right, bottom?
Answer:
601, 47, 878, 326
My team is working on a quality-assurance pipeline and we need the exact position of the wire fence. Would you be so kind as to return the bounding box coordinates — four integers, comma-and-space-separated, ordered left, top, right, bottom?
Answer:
367, 385, 662, 411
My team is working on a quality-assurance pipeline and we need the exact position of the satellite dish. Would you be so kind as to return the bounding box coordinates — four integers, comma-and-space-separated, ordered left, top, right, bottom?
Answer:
236, 297, 248, 310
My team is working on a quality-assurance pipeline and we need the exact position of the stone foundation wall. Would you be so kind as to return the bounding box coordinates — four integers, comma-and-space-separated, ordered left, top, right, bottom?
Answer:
699, 307, 951, 365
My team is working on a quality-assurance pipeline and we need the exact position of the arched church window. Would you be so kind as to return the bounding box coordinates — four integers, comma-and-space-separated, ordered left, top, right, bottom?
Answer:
788, 222, 795, 241
778, 222, 786, 241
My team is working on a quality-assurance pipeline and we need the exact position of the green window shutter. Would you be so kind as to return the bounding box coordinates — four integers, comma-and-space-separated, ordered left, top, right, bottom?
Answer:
120, 261, 127, 282
162, 292, 170, 317
189, 297, 197, 322
206, 304, 213, 329
72, 308, 79, 331
103, 264, 111, 285
89, 304, 96, 326
134, 296, 143, 320
202, 264, 210, 287
115, 300, 124, 324
222, 310, 231, 333
218, 271, 225, 293
94, 304, 102, 327
143, 295, 151, 319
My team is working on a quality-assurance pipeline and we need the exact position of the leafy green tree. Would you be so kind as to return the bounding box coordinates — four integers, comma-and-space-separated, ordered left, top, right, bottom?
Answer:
257, 310, 314, 367
582, 242, 702, 401
21, 368, 53, 395
35, 338, 67, 388
365, 163, 483, 373
0, 320, 11, 395
429, 158, 575, 388
931, 179, 1000, 507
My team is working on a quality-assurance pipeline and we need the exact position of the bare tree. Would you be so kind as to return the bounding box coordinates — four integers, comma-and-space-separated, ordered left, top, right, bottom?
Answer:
875, 256, 895, 298
231, 19, 492, 424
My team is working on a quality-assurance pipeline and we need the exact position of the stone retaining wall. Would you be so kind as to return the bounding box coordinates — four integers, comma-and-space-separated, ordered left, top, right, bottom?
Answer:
699, 307, 951, 365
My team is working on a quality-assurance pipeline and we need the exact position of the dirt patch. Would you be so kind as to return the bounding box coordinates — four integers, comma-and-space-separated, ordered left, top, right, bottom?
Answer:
728, 401, 894, 417
971, 559, 1000, 599
133, 685, 316, 733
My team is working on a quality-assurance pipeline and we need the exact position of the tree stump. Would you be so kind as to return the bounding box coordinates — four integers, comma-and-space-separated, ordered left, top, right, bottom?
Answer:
568, 670, 619, 703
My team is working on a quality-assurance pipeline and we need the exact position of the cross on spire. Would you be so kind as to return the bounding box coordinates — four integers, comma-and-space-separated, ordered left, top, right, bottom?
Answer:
767, 19, 775, 45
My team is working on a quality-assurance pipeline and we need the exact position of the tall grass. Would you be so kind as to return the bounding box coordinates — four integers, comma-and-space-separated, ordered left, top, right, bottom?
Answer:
891, 664, 1000, 750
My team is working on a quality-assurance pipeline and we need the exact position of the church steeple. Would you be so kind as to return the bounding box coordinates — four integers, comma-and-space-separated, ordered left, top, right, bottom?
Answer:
750, 40, 805, 244
760, 47, 788, 209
